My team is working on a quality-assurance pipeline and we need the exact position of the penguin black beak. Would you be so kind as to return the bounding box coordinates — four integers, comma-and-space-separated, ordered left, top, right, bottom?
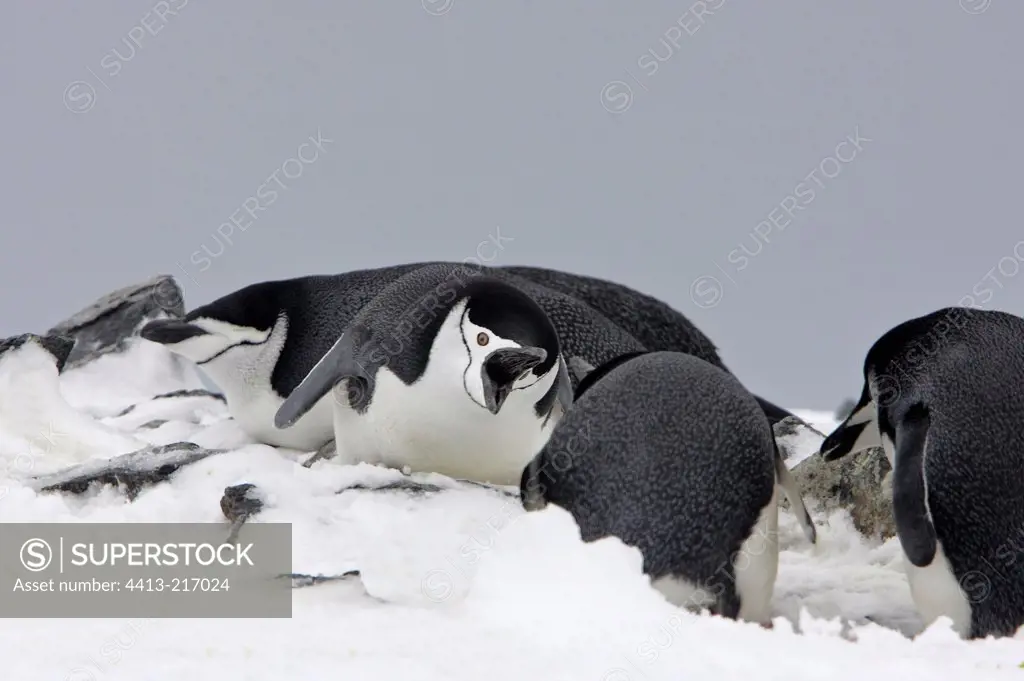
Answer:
139, 319, 210, 345
819, 383, 878, 461
481, 346, 547, 414
819, 421, 869, 461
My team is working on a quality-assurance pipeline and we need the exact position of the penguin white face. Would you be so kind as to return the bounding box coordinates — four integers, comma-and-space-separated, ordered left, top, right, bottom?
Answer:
452, 300, 552, 415
820, 381, 883, 461
274, 280, 574, 433
139, 317, 273, 366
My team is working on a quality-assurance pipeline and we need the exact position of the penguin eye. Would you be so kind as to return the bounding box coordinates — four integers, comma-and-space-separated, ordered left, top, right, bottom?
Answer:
476, 332, 489, 347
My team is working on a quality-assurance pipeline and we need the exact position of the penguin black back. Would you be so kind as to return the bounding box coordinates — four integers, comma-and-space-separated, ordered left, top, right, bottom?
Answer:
501, 265, 722, 365
183, 266, 423, 396
499, 265, 794, 425
522, 351, 780, 622
336, 263, 564, 388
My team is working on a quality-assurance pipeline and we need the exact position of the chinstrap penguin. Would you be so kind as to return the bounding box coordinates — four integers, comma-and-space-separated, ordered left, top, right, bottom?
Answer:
820, 306, 1024, 639
272, 262, 575, 485
520, 350, 816, 625
138, 262, 805, 455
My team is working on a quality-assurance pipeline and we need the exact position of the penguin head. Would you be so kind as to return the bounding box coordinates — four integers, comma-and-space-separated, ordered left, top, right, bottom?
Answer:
274, 274, 575, 431
819, 330, 915, 462
819, 381, 884, 461
449, 280, 573, 417
139, 315, 275, 364
139, 284, 285, 366
819, 310, 970, 462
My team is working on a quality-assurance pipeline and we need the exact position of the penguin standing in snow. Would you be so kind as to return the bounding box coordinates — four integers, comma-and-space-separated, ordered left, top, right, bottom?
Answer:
820, 306, 1024, 639
139, 261, 807, 456
521, 350, 817, 625
272, 262, 576, 485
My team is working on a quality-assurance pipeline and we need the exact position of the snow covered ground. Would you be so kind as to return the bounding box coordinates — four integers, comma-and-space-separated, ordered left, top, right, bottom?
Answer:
1, 337, 1022, 680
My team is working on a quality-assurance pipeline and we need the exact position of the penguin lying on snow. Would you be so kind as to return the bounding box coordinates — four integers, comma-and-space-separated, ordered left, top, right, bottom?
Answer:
521, 350, 816, 625
271, 262, 575, 486
138, 262, 808, 454
138, 268, 422, 452
820, 306, 1024, 639
138, 262, 642, 460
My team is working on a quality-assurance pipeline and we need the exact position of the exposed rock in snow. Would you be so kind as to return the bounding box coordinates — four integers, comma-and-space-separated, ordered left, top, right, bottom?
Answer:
774, 415, 826, 464
792, 447, 895, 541
28, 441, 225, 500
0, 333, 76, 373
47, 274, 185, 370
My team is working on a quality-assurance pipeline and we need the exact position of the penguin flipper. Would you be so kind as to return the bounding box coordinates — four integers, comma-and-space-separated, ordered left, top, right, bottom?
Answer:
275, 334, 361, 429
891, 404, 937, 567
773, 442, 817, 544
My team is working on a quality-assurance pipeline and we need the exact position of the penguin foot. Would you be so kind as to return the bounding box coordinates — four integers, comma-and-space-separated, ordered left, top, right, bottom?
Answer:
302, 439, 338, 468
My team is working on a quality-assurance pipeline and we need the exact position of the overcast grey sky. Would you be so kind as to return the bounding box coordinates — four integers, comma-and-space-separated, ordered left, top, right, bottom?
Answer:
5, 1, 1022, 411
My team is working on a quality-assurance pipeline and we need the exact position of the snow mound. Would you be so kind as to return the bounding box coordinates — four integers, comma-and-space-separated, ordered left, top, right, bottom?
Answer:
0, 342, 1022, 680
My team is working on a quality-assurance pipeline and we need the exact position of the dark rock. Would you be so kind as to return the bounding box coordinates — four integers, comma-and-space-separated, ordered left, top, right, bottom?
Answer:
114, 388, 225, 417
0, 333, 76, 373
790, 446, 895, 540
220, 483, 265, 524
286, 571, 363, 589
47, 274, 185, 370
340, 480, 446, 496
138, 419, 169, 430
30, 441, 224, 501
220, 482, 267, 544
154, 388, 225, 402
772, 414, 827, 462
337, 477, 519, 498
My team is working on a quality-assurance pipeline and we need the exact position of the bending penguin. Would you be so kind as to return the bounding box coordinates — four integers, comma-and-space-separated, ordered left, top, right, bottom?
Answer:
820, 306, 1024, 639
271, 262, 575, 486
521, 350, 816, 625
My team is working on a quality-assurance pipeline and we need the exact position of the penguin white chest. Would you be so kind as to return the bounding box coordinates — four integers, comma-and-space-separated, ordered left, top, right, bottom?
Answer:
903, 537, 972, 638
192, 321, 335, 451
331, 368, 557, 486
236, 389, 334, 451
